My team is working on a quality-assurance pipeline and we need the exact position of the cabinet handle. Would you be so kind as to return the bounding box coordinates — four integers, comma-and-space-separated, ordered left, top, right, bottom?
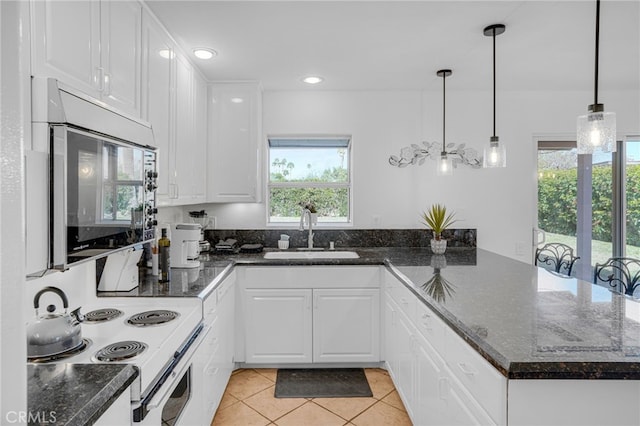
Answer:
400, 298, 409, 305
104, 72, 112, 96
306, 295, 311, 310
421, 312, 430, 319
457, 362, 476, 377
314, 294, 318, 309
95, 67, 105, 92
169, 184, 178, 199
438, 377, 448, 400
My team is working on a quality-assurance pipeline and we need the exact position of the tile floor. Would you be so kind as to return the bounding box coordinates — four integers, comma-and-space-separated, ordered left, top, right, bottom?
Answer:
210, 368, 412, 426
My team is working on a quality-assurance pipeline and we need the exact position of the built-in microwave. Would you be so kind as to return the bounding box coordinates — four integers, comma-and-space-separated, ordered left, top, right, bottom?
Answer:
30, 78, 158, 271
50, 125, 158, 270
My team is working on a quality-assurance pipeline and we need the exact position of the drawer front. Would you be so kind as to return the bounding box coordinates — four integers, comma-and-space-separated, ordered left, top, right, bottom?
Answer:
217, 270, 236, 303
243, 266, 381, 288
445, 328, 507, 424
414, 302, 445, 352
389, 281, 416, 320
203, 289, 218, 324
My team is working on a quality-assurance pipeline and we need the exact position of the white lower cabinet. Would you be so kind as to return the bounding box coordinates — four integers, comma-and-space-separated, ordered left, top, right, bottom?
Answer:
244, 288, 379, 364
193, 271, 236, 424
313, 288, 380, 363
240, 266, 381, 365
384, 272, 505, 426
245, 288, 313, 364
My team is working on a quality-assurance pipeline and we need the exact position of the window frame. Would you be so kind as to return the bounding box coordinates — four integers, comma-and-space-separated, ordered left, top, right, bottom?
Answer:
265, 135, 353, 228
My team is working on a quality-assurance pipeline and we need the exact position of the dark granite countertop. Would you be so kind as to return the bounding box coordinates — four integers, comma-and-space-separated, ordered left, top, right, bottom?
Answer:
27, 363, 137, 426
96, 246, 640, 380
387, 249, 640, 379
97, 247, 476, 298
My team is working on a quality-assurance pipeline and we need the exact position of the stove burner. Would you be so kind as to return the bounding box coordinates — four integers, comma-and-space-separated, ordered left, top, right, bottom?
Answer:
84, 308, 124, 323
94, 341, 147, 362
127, 310, 179, 326
28, 339, 91, 363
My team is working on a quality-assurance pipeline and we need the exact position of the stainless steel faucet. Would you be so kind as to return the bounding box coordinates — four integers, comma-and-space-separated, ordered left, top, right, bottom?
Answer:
299, 208, 314, 249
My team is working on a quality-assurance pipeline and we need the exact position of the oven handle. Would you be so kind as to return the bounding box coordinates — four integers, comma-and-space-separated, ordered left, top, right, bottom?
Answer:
133, 323, 206, 422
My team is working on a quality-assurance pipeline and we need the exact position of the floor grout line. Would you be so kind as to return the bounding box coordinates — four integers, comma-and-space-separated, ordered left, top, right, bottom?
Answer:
214, 368, 408, 425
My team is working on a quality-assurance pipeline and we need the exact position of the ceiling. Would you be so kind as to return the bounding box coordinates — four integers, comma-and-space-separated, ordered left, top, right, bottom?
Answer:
145, 1, 640, 92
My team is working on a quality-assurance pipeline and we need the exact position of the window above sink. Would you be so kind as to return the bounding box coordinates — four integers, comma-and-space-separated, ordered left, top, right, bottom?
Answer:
267, 136, 352, 226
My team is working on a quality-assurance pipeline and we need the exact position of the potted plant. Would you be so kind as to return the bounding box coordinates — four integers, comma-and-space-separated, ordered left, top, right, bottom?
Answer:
299, 201, 318, 225
421, 203, 457, 254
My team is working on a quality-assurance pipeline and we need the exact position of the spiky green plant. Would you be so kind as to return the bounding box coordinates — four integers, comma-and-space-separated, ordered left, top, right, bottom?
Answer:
421, 204, 457, 240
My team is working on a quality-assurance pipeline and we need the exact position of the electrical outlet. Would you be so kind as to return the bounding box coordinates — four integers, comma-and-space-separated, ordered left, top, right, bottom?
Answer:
515, 241, 526, 256
372, 215, 380, 226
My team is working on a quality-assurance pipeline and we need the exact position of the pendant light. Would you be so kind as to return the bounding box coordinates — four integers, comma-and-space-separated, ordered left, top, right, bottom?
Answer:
577, 0, 616, 154
482, 24, 506, 168
436, 69, 453, 176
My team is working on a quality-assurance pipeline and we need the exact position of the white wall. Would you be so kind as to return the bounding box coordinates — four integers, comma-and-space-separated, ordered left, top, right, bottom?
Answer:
186, 87, 638, 261
1, 0, 28, 420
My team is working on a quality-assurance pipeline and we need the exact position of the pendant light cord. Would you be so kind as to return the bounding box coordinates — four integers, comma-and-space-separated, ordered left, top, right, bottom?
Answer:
594, 0, 600, 106
492, 29, 497, 137
442, 73, 446, 153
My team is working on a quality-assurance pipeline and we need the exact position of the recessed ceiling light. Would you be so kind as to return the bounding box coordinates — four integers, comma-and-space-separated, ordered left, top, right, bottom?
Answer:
158, 49, 175, 59
230, 97, 244, 104
302, 76, 324, 85
193, 48, 217, 60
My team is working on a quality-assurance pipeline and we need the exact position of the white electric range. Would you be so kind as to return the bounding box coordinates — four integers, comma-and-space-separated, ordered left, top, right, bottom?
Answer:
29, 294, 204, 424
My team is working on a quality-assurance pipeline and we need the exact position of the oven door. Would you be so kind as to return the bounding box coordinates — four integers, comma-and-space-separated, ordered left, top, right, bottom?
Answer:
50, 124, 157, 270
134, 324, 207, 425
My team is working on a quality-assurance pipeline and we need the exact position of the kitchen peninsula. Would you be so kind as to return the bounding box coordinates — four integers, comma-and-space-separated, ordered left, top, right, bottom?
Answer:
94, 246, 640, 425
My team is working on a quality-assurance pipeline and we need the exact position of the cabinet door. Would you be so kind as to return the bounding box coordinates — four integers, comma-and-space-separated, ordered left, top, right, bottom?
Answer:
384, 298, 415, 420
208, 83, 261, 202
174, 70, 207, 204
100, 0, 141, 117
313, 288, 380, 363
439, 374, 496, 426
244, 289, 312, 363
172, 52, 195, 203
395, 310, 416, 420
415, 334, 448, 426
141, 10, 173, 199
31, 0, 101, 97
219, 271, 236, 368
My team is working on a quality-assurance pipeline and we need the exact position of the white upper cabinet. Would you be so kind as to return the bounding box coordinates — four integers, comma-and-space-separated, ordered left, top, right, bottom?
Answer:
31, 0, 142, 117
208, 83, 262, 203
141, 9, 207, 206
99, 1, 142, 116
141, 9, 173, 194
173, 53, 206, 204
31, 0, 100, 97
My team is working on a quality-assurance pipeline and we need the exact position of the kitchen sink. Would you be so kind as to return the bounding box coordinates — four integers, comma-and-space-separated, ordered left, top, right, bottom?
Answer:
263, 251, 360, 260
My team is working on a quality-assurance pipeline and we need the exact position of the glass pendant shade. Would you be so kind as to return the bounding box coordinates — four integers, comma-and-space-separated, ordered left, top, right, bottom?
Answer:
576, 108, 616, 154
437, 153, 453, 176
483, 137, 506, 168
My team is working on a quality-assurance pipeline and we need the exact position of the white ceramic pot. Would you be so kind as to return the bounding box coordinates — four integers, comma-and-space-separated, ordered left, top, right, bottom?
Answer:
430, 239, 447, 254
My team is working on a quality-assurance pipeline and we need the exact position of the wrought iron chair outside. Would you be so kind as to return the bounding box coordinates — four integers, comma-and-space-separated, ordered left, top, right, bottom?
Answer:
534, 243, 580, 276
593, 257, 640, 297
